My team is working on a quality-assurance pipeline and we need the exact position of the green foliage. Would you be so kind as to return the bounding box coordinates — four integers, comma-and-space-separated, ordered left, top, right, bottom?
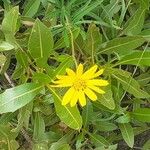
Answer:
0, 0, 150, 149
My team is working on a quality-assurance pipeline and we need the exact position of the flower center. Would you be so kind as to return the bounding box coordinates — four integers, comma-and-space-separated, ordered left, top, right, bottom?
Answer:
73, 79, 87, 91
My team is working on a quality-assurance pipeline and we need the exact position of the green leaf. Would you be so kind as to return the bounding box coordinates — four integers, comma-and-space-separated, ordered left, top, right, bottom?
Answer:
135, 0, 150, 10
112, 69, 150, 98
2, 6, 19, 34
89, 133, 110, 147
52, 56, 74, 79
82, 102, 93, 128
0, 83, 43, 114
33, 143, 48, 150
95, 144, 118, 150
13, 103, 33, 132
98, 36, 145, 54
72, 0, 103, 22
33, 112, 45, 141
101, 0, 121, 24
136, 72, 150, 86
0, 54, 6, 73
143, 139, 150, 150
95, 121, 117, 131
28, 19, 54, 60
23, 0, 41, 17
0, 125, 19, 150
0, 41, 14, 51
119, 123, 134, 148
49, 131, 75, 150
131, 108, 150, 122
16, 50, 28, 68
116, 51, 150, 66
0, 112, 17, 125
140, 29, 150, 41
123, 7, 146, 35
2, 6, 19, 45
47, 86, 82, 130
54, 27, 80, 50
84, 23, 102, 56
33, 73, 52, 84
97, 85, 115, 110
115, 114, 130, 123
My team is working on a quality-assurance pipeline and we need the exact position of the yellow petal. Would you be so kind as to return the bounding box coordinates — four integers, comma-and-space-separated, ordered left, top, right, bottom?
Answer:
79, 90, 86, 106
62, 88, 75, 105
88, 85, 105, 94
70, 91, 79, 107
84, 88, 97, 101
76, 64, 83, 76
56, 75, 69, 79
87, 79, 109, 86
66, 68, 76, 76
92, 69, 104, 78
81, 65, 98, 79
50, 84, 71, 87
52, 81, 72, 87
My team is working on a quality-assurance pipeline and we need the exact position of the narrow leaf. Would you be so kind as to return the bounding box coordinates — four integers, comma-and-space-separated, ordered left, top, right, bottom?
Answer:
112, 69, 150, 98
119, 123, 134, 148
98, 36, 145, 54
89, 133, 110, 147
98, 85, 115, 110
23, 0, 40, 17
116, 51, 150, 66
28, 19, 54, 60
0, 41, 14, 51
123, 7, 146, 35
84, 23, 102, 56
0, 83, 42, 114
33, 112, 45, 141
2, 6, 19, 34
131, 108, 150, 122
47, 86, 82, 130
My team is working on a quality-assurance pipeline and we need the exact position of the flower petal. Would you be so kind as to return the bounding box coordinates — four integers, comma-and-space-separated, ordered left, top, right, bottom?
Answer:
53, 78, 74, 85
92, 69, 104, 78
56, 75, 69, 79
76, 64, 83, 76
79, 90, 86, 106
81, 65, 98, 79
66, 68, 76, 76
87, 79, 109, 86
84, 88, 97, 101
62, 88, 75, 105
70, 91, 79, 107
88, 85, 105, 94
50, 84, 71, 87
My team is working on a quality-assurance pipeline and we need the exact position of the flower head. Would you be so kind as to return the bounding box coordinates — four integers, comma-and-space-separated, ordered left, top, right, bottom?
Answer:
53, 64, 108, 107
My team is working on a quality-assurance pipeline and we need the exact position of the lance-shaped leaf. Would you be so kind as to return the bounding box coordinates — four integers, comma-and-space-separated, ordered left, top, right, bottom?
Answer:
116, 51, 150, 66
47, 86, 82, 130
84, 23, 102, 56
2, 6, 19, 34
131, 108, 150, 122
97, 85, 115, 110
0, 83, 43, 114
28, 19, 54, 60
98, 36, 145, 54
0, 41, 14, 52
123, 7, 146, 35
23, 0, 40, 17
119, 123, 134, 148
112, 69, 150, 99
0, 125, 19, 149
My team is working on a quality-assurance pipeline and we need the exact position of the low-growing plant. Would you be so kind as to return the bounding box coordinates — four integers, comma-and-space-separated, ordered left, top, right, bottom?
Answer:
0, 0, 150, 149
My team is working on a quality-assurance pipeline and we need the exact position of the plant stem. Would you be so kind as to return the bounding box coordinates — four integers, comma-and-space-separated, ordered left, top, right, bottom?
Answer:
65, 16, 78, 67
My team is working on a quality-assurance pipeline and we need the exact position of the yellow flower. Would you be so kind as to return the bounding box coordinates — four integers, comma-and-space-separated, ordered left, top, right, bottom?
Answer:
53, 64, 109, 107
